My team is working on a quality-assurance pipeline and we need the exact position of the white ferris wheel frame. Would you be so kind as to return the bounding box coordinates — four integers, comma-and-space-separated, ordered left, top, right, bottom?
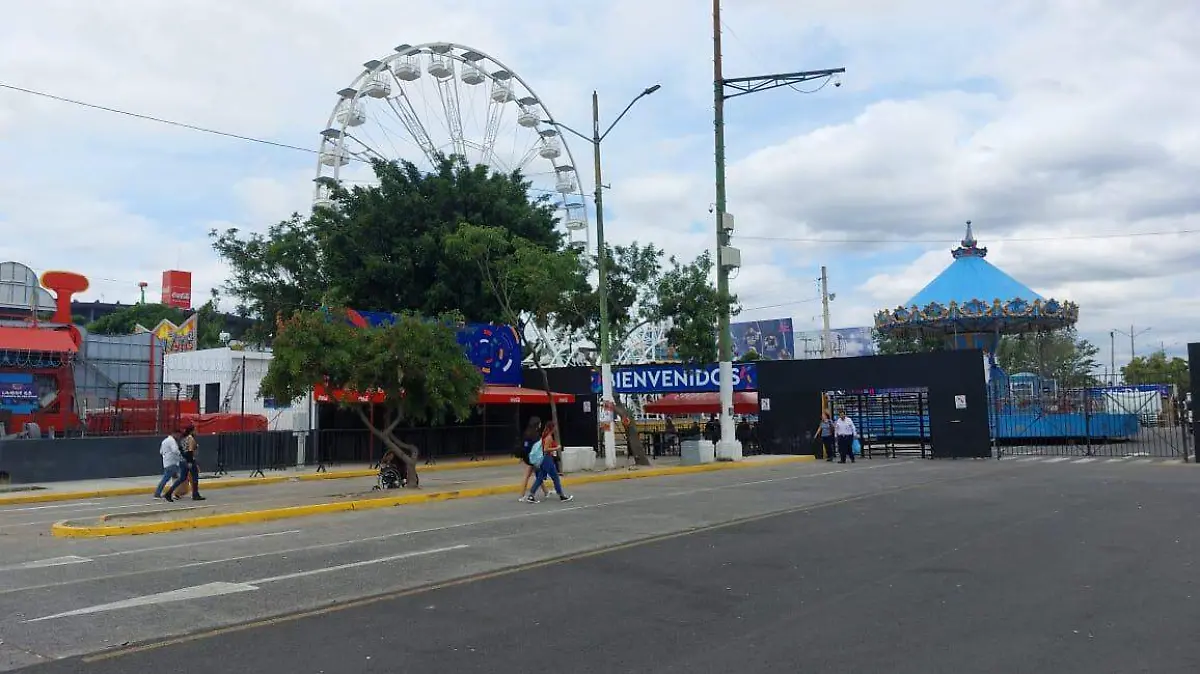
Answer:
312, 41, 591, 251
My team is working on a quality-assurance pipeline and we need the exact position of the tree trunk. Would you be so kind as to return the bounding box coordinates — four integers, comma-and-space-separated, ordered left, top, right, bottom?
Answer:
613, 396, 652, 466
354, 406, 421, 488
532, 356, 563, 449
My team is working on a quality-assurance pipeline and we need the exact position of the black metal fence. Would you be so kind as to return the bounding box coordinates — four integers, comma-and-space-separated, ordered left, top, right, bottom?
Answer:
310, 422, 520, 468
988, 384, 1192, 459
211, 431, 298, 475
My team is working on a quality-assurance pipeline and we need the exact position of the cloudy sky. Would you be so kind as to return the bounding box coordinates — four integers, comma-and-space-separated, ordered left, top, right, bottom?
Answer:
1, 0, 1196, 369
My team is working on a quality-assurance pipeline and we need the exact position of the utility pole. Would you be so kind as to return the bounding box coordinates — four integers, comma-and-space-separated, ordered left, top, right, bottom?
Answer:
820, 266, 833, 359
712, 0, 844, 456
1113, 325, 1151, 366
545, 85, 661, 469
1109, 330, 1116, 384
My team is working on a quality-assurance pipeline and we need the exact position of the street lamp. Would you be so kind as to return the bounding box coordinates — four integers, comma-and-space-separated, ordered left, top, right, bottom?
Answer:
544, 84, 662, 469
1112, 325, 1152, 381
712, 0, 844, 457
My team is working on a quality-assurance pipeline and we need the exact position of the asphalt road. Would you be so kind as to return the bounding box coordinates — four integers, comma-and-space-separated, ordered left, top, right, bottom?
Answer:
6, 456, 1199, 673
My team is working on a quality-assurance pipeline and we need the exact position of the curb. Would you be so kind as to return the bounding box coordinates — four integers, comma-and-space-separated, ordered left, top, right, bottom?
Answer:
0, 457, 517, 506
51, 456, 815, 538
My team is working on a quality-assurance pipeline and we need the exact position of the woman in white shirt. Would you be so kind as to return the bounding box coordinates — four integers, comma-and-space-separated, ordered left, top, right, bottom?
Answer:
834, 411, 857, 464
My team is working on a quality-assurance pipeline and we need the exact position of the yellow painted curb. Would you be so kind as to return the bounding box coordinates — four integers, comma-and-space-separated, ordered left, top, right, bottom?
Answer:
0, 457, 517, 506
51, 456, 814, 538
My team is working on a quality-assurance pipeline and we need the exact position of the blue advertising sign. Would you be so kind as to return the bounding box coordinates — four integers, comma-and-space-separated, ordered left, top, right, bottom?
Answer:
730, 318, 794, 360
1089, 384, 1172, 397
592, 363, 758, 394
0, 373, 38, 413
344, 309, 523, 386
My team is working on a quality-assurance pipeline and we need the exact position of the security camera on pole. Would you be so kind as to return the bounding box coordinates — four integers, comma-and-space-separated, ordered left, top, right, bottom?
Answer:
712, 0, 844, 459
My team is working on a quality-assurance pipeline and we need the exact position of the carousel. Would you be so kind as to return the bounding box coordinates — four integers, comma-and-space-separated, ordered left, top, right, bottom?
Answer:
870, 223, 1134, 441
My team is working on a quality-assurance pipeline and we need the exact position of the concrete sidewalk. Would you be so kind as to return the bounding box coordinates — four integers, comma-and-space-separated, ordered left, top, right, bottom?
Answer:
52, 455, 815, 537
0, 457, 516, 505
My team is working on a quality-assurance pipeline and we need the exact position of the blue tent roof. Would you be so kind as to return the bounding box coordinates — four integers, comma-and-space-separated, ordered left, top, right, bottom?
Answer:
905, 223, 1042, 306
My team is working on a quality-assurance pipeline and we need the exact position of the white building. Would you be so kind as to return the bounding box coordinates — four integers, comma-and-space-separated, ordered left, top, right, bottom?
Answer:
163, 347, 310, 432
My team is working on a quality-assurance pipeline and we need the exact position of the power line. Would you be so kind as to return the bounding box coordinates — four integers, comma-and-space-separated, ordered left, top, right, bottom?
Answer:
0, 82, 319, 155
1, 82, 585, 201
740, 297, 822, 312
740, 229, 1200, 244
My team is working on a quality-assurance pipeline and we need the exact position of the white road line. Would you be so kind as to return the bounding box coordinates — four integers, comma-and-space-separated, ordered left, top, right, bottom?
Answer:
94, 530, 302, 559
24, 545, 469, 622
1044, 457, 1071, 463
1016, 457, 1043, 462
0, 530, 303, 574
1131, 459, 1155, 465
1106, 458, 1128, 463
0, 461, 913, 597
0, 556, 92, 572
1072, 458, 1097, 464
0, 501, 102, 513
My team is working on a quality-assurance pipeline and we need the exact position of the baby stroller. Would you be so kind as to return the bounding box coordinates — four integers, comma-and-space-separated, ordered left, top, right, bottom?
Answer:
373, 449, 410, 490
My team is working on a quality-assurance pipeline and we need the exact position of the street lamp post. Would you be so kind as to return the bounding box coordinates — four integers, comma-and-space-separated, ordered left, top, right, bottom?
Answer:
712, 0, 844, 457
1112, 325, 1152, 379
545, 84, 661, 469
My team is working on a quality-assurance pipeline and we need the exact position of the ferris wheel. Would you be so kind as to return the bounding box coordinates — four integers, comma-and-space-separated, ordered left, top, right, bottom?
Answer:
313, 42, 590, 250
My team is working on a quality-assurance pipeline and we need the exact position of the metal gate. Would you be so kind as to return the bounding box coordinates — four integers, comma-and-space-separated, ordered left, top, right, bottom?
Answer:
826, 389, 932, 459
988, 383, 1192, 460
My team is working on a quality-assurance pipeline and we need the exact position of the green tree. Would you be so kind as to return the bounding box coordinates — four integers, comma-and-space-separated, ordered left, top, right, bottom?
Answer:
444, 223, 587, 448
872, 329, 945, 355
736, 349, 763, 362
1122, 350, 1189, 391
211, 214, 327, 343
85, 300, 232, 349
556, 242, 738, 465
259, 309, 483, 487
212, 156, 563, 338
995, 328, 1100, 387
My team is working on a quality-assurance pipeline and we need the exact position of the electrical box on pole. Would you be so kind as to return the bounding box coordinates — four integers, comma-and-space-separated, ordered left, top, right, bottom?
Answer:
719, 246, 742, 270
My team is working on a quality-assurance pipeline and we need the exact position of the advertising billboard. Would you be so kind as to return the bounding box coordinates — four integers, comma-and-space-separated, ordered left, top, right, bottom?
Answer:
161, 270, 193, 310
793, 326, 878, 359
0, 373, 38, 413
345, 309, 523, 386
730, 318, 794, 360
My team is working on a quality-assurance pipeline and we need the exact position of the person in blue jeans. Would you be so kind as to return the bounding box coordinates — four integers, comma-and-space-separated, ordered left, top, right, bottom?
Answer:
153, 428, 185, 501
523, 422, 573, 504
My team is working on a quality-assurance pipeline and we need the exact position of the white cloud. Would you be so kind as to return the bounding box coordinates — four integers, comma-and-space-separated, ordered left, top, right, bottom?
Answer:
0, 0, 1197, 365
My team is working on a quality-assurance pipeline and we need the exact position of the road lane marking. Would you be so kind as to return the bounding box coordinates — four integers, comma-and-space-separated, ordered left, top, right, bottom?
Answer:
1044, 458, 1071, 463
0, 501, 102, 512
0, 556, 92, 571
25, 545, 469, 622
0, 530, 303, 574
0, 461, 917, 596
1072, 458, 1097, 464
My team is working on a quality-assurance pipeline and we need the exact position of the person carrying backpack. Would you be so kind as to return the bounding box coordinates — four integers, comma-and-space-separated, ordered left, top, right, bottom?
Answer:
523, 421, 573, 504
516, 417, 549, 501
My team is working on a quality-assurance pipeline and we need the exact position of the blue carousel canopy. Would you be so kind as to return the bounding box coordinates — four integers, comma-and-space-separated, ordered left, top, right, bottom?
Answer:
874, 222, 1079, 346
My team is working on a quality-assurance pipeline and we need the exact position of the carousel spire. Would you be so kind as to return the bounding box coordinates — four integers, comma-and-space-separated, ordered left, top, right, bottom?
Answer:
951, 220, 987, 259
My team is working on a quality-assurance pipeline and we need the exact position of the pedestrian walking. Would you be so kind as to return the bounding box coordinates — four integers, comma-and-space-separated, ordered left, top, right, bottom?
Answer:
834, 410, 857, 464
816, 411, 836, 461
169, 425, 205, 501
153, 428, 185, 501
517, 417, 549, 501
523, 421, 573, 504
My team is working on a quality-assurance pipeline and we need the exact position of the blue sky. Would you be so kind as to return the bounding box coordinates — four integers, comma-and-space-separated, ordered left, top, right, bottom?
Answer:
1, 0, 1198, 367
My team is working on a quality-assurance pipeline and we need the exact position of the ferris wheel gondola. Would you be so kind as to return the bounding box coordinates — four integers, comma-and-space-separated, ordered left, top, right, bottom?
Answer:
313, 42, 590, 251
